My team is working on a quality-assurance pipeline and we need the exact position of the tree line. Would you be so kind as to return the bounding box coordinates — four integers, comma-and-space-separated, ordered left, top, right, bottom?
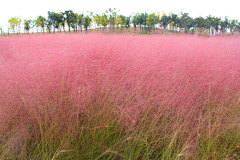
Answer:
2, 8, 240, 36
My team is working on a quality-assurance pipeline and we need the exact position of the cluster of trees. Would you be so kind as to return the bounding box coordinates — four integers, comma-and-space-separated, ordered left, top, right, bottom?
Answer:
2, 8, 240, 35
132, 12, 240, 35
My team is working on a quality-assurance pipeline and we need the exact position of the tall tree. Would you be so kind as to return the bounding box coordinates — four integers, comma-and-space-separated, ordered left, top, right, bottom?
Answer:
212, 17, 221, 35
48, 11, 55, 33
100, 14, 108, 32
193, 16, 205, 30
146, 13, 157, 33
60, 12, 66, 33
106, 8, 118, 32
236, 22, 240, 32
83, 15, 92, 32
115, 15, 122, 30
169, 13, 180, 32
36, 16, 46, 33
136, 12, 148, 33
229, 19, 237, 33
94, 14, 101, 30
179, 13, 192, 32
24, 19, 31, 33
30, 20, 36, 34
76, 13, 84, 33
46, 20, 52, 33
220, 16, 229, 34
53, 13, 64, 33
125, 16, 131, 29
8, 17, 22, 34
206, 15, 214, 36
64, 10, 76, 33
131, 13, 139, 31
160, 15, 169, 30
71, 13, 79, 33
119, 15, 131, 31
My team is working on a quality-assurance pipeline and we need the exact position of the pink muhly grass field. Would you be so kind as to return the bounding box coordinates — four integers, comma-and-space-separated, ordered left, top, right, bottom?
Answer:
0, 34, 240, 158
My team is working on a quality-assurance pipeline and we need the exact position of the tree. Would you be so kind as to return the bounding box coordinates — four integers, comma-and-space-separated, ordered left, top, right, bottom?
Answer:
35, 17, 41, 33
24, 20, 31, 33
8, 17, 22, 34
229, 19, 237, 33
206, 15, 214, 36
120, 15, 131, 31
76, 13, 84, 33
125, 16, 131, 29
93, 14, 101, 30
220, 16, 229, 34
169, 13, 180, 32
46, 20, 52, 33
106, 8, 118, 32
136, 12, 148, 33
60, 12, 66, 33
48, 11, 55, 33
146, 13, 157, 33
212, 17, 221, 35
53, 13, 64, 33
47, 12, 64, 33
100, 14, 108, 32
179, 13, 193, 32
193, 16, 205, 30
115, 15, 122, 30
236, 22, 240, 32
30, 20, 36, 34
83, 15, 92, 32
64, 10, 76, 33
70, 13, 78, 33
36, 16, 46, 33
160, 15, 169, 30
131, 13, 139, 31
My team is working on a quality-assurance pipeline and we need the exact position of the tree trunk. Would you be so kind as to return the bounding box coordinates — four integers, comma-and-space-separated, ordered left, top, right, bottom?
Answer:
68, 23, 71, 34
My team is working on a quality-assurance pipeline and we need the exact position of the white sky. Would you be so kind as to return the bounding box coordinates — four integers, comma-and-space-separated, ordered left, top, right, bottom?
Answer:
0, 0, 239, 29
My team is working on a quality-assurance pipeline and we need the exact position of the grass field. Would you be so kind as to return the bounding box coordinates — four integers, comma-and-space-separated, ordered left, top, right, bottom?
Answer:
0, 33, 240, 159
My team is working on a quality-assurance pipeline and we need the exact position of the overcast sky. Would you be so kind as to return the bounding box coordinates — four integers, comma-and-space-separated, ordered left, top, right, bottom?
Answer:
0, 0, 239, 28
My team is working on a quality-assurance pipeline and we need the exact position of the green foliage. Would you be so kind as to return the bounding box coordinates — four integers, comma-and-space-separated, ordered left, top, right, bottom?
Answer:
83, 15, 92, 31
100, 14, 108, 29
46, 20, 52, 33
115, 15, 122, 29
220, 16, 229, 33
63, 10, 76, 33
160, 15, 169, 29
47, 12, 64, 33
146, 13, 156, 30
8, 17, 22, 33
24, 19, 31, 33
125, 16, 131, 28
36, 16, 46, 32
131, 13, 139, 28
212, 17, 221, 33
120, 15, 131, 29
93, 14, 101, 28
76, 13, 84, 32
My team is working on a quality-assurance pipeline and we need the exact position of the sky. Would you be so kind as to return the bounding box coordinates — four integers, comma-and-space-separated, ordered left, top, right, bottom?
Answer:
0, 0, 239, 29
